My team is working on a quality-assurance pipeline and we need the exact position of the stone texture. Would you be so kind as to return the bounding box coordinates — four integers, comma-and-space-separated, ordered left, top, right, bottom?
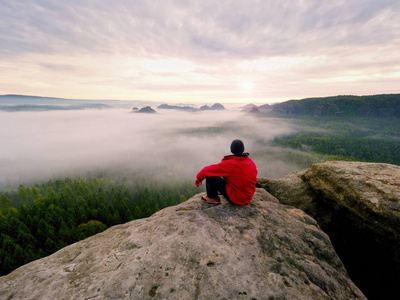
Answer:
257, 170, 315, 214
258, 161, 400, 300
0, 189, 365, 300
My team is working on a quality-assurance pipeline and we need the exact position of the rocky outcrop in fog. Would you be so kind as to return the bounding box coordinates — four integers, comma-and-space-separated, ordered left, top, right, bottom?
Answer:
0, 189, 365, 300
137, 106, 157, 113
158, 103, 225, 112
199, 103, 225, 111
257, 161, 400, 300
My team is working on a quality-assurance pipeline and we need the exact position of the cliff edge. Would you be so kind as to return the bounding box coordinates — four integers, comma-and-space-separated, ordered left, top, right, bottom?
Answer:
258, 161, 400, 300
0, 189, 365, 300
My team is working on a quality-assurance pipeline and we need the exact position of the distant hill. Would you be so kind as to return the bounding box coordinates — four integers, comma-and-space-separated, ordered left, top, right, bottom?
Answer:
241, 103, 270, 113
199, 103, 225, 111
210, 103, 225, 110
157, 103, 197, 112
240, 104, 257, 112
0, 103, 110, 111
258, 104, 271, 111
270, 94, 400, 118
0, 94, 154, 110
0, 94, 66, 102
136, 106, 156, 113
158, 103, 225, 112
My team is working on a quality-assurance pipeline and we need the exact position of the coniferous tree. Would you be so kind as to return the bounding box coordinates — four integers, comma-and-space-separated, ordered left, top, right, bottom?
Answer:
0, 175, 198, 275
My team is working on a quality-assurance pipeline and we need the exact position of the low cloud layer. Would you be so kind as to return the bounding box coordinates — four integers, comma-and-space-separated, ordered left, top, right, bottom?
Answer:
0, 108, 302, 188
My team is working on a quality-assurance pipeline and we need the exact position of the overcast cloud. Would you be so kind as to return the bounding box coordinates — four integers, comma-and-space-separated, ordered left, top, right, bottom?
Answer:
0, 0, 399, 102
0, 0, 400, 103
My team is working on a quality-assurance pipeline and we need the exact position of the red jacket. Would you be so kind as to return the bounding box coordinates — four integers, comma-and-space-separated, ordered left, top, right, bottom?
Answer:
196, 155, 258, 205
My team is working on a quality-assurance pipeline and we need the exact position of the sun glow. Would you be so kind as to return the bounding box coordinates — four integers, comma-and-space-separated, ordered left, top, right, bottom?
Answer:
239, 81, 255, 91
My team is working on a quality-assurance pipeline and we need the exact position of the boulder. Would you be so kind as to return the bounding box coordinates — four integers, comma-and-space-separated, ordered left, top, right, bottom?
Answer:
0, 189, 365, 300
257, 170, 315, 214
258, 161, 400, 300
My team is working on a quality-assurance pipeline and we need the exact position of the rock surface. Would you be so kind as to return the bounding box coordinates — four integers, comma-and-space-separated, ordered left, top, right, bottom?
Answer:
0, 189, 365, 300
257, 161, 400, 300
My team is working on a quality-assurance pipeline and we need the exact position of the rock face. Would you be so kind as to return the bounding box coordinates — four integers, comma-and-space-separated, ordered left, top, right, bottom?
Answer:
0, 189, 365, 300
257, 161, 400, 300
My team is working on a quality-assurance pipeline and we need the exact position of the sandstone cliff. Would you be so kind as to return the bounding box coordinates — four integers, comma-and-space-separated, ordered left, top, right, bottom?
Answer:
258, 161, 400, 300
0, 189, 365, 300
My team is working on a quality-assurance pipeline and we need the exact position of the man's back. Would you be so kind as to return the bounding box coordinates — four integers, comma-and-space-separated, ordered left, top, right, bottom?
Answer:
221, 155, 257, 205
195, 139, 258, 205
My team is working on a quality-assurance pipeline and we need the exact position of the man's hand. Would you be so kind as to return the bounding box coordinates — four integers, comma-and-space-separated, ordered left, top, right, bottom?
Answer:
195, 179, 202, 187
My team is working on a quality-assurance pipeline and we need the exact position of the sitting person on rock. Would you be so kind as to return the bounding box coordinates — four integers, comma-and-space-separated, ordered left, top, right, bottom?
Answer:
195, 139, 258, 205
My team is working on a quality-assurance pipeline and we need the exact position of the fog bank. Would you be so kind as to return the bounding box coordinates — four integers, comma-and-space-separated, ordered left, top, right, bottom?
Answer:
0, 108, 303, 188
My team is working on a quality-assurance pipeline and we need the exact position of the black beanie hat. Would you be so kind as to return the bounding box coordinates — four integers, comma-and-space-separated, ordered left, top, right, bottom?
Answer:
231, 139, 245, 155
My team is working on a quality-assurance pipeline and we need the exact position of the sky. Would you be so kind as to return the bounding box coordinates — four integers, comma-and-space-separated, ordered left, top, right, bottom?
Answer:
1, 0, 399, 104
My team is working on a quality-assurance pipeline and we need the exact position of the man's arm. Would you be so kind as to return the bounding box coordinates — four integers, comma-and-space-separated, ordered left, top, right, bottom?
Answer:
196, 160, 232, 183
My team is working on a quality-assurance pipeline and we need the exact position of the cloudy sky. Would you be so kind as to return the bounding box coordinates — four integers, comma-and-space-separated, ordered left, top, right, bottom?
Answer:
1, 0, 399, 103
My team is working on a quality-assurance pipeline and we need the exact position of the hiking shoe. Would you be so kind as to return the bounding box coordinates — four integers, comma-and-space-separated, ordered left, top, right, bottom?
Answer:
201, 194, 221, 204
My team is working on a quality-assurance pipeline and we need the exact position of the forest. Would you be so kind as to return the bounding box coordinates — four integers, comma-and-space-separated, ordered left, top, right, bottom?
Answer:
271, 115, 400, 166
274, 132, 400, 164
270, 94, 400, 118
0, 176, 200, 275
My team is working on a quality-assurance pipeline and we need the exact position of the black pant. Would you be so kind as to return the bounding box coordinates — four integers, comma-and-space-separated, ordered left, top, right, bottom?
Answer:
206, 177, 232, 203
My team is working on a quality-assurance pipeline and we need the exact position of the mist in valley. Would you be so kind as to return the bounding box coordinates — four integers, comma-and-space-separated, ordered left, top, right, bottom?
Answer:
0, 107, 309, 189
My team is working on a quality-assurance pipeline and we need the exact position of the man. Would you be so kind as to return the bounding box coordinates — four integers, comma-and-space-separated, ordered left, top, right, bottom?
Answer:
195, 139, 258, 205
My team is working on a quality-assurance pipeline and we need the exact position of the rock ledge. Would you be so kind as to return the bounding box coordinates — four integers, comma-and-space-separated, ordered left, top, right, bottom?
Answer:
258, 161, 400, 300
0, 189, 365, 300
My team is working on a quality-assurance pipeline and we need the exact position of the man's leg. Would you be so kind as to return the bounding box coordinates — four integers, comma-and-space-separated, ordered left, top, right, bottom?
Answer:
205, 177, 231, 202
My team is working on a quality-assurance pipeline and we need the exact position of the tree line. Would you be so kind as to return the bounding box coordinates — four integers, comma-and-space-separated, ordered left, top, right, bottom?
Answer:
0, 176, 200, 275
270, 94, 400, 118
273, 132, 400, 165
